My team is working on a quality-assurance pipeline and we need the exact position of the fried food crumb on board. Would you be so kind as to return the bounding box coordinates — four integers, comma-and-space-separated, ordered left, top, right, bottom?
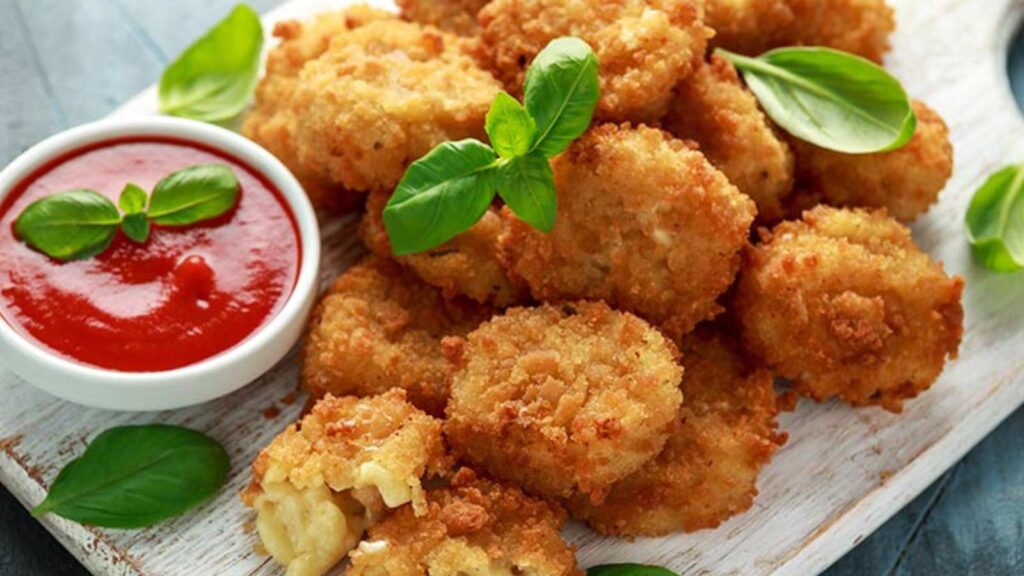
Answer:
478, 0, 711, 122
302, 257, 490, 417
569, 325, 786, 536
396, 0, 490, 36
735, 206, 964, 412
361, 191, 524, 307
665, 53, 796, 223
705, 0, 895, 63
348, 468, 582, 576
500, 124, 756, 343
444, 301, 683, 502
786, 100, 955, 222
242, 390, 449, 576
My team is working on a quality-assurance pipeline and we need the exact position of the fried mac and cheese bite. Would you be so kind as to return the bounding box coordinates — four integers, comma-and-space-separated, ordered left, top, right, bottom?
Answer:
500, 124, 756, 342
478, 0, 711, 121
705, 0, 895, 63
361, 191, 524, 306
243, 391, 449, 576
348, 468, 581, 576
444, 302, 683, 501
787, 101, 954, 222
569, 327, 785, 536
735, 206, 964, 412
291, 19, 503, 192
302, 257, 490, 416
665, 54, 795, 223
396, 0, 490, 36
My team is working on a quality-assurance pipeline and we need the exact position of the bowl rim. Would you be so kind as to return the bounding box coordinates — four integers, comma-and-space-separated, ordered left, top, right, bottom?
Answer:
0, 116, 320, 391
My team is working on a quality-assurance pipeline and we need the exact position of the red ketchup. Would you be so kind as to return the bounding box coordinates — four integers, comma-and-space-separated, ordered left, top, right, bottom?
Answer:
0, 138, 301, 372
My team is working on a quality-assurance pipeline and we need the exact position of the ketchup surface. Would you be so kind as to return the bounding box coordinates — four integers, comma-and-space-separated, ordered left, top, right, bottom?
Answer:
0, 138, 301, 372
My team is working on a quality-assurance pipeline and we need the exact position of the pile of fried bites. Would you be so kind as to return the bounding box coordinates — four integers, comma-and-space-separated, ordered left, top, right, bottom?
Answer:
238, 1, 964, 574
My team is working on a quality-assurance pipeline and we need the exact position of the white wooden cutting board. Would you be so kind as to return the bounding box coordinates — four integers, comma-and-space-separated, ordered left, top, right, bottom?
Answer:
1, 0, 1023, 574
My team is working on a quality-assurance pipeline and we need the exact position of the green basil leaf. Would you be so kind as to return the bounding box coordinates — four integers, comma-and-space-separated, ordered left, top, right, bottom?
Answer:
496, 151, 556, 232
119, 183, 148, 214
486, 91, 537, 159
148, 164, 240, 226
588, 564, 678, 576
159, 4, 264, 122
13, 190, 121, 261
965, 163, 1024, 272
384, 139, 498, 255
122, 213, 151, 244
524, 37, 600, 158
32, 425, 229, 529
719, 47, 916, 154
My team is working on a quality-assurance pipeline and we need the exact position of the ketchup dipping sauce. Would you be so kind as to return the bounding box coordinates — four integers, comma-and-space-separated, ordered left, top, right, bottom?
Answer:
0, 138, 301, 372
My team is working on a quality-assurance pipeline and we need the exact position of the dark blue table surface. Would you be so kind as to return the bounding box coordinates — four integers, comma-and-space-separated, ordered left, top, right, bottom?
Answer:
1, 1, 1023, 574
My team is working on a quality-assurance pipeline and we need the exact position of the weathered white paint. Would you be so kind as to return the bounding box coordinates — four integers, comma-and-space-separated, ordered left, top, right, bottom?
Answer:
1, 0, 1022, 575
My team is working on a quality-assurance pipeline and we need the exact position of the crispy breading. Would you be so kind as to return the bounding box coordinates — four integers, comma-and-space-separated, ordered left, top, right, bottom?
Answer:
705, 0, 894, 63
396, 0, 490, 35
241, 7, 391, 209
242, 391, 449, 576
291, 19, 502, 192
361, 191, 524, 306
348, 468, 581, 575
786, 101, 954, 222
301, 257, 491, 416
569, 326, 785, 536
499, 124, 756, 342
735, 206, 964, 412
665, 54, 795, 223
444, 301, 683, 501
478, 0, 711, 122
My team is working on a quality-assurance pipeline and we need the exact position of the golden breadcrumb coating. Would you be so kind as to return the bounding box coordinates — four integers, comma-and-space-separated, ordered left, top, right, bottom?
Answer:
735, 206, 964, 412
499, 124, 756, 342
348, 468, 581, 576
787, 101, 954, 223
397, 0, 490, 36
444, 301, 683, 501
706, 0, 894, 63
569, 326, 785, 536
242, 391, 449, 576
302, 257, 490, 416
361, 191, 524, 306
478, 0, 711, 122
665, 54, 795, 223
242, 8, 391, 209
291, 19, 503, 192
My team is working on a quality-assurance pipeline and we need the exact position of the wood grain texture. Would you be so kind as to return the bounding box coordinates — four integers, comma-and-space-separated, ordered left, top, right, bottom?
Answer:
1, 1, 1023, 575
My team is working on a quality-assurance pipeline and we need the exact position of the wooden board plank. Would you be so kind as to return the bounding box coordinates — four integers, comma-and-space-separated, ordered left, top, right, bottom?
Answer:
2, 0, 1024, 575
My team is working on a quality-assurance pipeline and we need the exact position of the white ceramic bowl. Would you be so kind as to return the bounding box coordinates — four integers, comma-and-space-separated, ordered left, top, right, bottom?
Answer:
0, 117, 320, 411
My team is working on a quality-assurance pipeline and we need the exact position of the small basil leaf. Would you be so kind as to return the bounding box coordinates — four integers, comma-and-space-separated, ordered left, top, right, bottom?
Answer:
13, 190, 121, 261
122, 213, 151, 244
383, 139, 499, 255
32, 425, 229, 529
148, 164, 239, 226
119, 183, 148, 214
719, 47, 916, 154
524, 37, 600, 158
965, 163, 1024, 272
159, 4, 264, 122
486, 91, 537, 159
496, 152, 556, 232
588, 564, 678, 576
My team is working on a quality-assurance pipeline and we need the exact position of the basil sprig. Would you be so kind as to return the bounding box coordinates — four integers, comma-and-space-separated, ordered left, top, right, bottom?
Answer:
383, 37, 599, 255
966, 163, 1024, 272
159, 4, 264, 122
32, 425, 230, 529
14, 164, 239, 261
588, 564, 678, 576
718, 47, 916, 154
